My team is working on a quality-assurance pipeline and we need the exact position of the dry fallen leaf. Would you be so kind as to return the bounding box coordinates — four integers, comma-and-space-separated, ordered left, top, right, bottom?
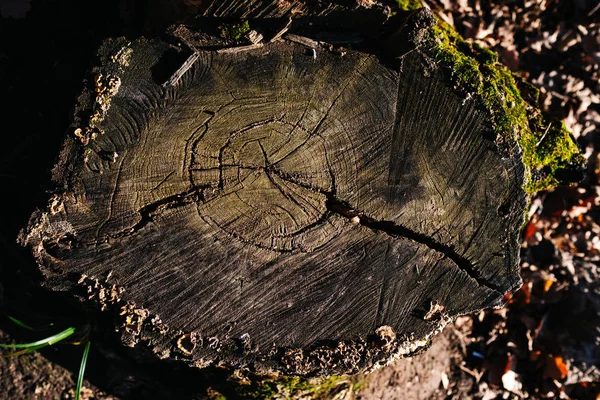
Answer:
543, 355, 569, 380
524, 221, 538, 241
543, 279, 554, 293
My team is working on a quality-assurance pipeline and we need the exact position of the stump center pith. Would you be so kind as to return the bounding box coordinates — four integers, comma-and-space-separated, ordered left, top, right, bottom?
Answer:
189, 119, 336, 251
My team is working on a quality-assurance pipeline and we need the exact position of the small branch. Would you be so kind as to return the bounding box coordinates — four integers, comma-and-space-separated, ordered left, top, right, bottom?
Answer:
216, 43, 264, 54
588, 2, 600, 17
246, 30, 264, 44
458, 364, 484, 382
162, 33, 201, 88
270, 18, 293, 42
535, 123, 552, 148
163, 53, 200, 87
284, 33, 321, 49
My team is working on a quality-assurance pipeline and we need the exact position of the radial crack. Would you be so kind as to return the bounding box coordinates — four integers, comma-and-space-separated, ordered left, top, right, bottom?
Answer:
263, 167, 504, 294
324, 196, 504, 294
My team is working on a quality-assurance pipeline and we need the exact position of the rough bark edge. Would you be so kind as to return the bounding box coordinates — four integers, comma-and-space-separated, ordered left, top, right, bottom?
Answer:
397, 1, 585, 193
48, 37, 133, 190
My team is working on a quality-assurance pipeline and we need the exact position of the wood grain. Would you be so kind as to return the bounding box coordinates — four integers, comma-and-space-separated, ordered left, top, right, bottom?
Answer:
23, 11, 527, 375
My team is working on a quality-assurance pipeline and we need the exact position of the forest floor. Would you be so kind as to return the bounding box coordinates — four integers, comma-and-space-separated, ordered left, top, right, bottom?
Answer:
0, 0, 598, 399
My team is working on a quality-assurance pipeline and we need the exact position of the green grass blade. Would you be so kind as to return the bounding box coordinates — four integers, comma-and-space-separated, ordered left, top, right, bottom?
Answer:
0, 326, 75, 349
7, 315, 35, 331
5, 343, 49, 357
75, 341, 91, 400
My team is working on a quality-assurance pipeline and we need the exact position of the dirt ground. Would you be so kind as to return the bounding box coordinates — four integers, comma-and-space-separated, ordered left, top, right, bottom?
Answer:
0, 322, 459, 399
1, 0, 598, 399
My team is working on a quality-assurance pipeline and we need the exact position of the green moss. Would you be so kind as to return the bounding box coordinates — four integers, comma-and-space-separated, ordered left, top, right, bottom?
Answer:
279, 375, 350, 398
351, 380, 366, 392
220, 20, 251, 41
473, 42, 498, 65
243, 381, 278, 399
395, 0, 423, 11
233, 375, 351, 399
426, 19, 583, 193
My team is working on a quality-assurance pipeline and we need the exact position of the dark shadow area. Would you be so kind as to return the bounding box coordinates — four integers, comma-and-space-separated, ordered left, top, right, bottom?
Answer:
150, 46, 194, 85
0, 0, 137, 397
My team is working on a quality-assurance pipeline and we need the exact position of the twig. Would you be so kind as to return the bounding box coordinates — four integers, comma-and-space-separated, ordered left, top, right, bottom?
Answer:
246, 30, 264, 45
458, 364, 484, 382
535, 123, 552, 148
165, 40, 264, 86
216, 43, 264, 54
284, 33, 320, 49
163, 52, 200, 87
270, 18, 293, 42
588, 2, 600, 17
163, 32, 200, 87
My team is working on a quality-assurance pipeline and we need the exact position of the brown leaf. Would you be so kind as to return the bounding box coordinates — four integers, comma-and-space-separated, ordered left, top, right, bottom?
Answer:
509, 282, 532, 306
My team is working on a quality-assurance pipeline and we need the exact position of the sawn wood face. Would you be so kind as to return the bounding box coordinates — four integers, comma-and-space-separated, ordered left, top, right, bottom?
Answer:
24, 35, 526, 374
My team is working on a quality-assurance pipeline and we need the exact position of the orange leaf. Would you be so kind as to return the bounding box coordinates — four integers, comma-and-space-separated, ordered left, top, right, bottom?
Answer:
543, 355, 568, 380
511, 283, 531, 305
555, 356, 568, 378
543, 279, 554, 293
524, 221, 537, 240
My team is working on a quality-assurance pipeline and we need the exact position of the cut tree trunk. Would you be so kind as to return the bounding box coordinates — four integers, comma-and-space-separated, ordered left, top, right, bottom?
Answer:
22, 4, 534, 385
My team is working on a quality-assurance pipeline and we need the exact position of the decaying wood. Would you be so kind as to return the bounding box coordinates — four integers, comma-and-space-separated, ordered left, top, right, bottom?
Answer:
283, 33, 321, 48
163, 52, 200, 87
22, 8, 528, 377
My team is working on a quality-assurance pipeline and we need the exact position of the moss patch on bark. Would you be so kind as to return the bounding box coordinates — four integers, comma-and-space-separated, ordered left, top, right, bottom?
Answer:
220, 20, 251, 41
394, 0, 584, 193
208, 374, 355, 399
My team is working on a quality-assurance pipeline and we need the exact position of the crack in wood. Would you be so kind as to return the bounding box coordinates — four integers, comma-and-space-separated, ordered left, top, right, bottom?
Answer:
323, 196, 504, 294
90, 155, 503, 295
204, 164, 503, 293
217, 116, 286, 189
261, 166, 503, 293
93, 187, 204, 244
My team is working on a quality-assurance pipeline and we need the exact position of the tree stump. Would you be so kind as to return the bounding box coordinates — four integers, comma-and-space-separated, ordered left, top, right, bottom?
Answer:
20, 3, 582, 384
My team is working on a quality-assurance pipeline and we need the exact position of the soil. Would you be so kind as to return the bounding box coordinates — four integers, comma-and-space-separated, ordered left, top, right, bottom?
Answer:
356, 324, 460, 400
0, 327, 115, 399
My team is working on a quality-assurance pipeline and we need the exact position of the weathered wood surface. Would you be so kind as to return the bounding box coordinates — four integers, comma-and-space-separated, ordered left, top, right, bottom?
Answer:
22, 8, 528, 376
